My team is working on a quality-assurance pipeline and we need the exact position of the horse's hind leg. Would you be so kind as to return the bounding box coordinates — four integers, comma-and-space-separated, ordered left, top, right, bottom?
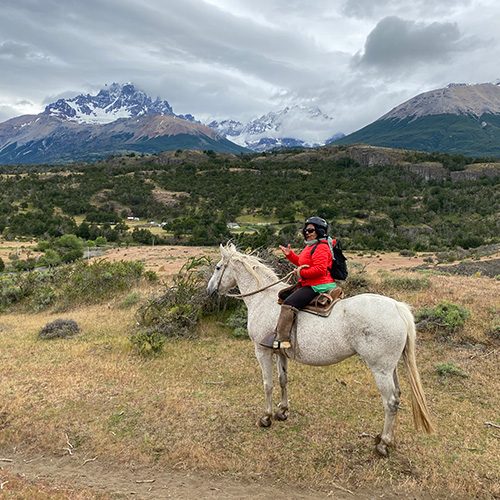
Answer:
255, 347, 274, 428
373, 369, 401, 457
274, 353, 289, 421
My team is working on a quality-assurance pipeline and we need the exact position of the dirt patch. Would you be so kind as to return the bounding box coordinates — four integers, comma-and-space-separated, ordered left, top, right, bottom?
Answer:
92, 245, 218, 278
0, 450, 375, 499
151, 188, 189, 206
0, 240, 40, 263
348, 252, 426, 273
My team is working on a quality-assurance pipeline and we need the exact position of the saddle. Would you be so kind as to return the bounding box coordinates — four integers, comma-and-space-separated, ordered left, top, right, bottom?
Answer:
278, 285, 344, 317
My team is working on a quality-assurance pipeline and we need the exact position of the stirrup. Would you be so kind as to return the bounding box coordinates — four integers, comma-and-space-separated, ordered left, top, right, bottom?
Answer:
259, 334, 291, 350
273, 339, 291, 349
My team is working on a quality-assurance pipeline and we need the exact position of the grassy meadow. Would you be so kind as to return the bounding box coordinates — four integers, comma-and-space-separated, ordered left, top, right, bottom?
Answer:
0, 249, 498, 498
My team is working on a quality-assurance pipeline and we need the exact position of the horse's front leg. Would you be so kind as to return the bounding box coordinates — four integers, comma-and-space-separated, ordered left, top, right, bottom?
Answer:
254, 346, 274, 428
274, 352, 289, 421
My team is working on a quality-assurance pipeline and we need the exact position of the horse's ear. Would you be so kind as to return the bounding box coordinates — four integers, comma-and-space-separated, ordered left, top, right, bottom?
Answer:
228, 242, 237, 252
220, 243, 227, 257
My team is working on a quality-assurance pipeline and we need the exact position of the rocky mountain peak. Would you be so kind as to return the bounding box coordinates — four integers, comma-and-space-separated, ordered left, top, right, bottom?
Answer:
380, 82, 500, 121
208, 105, 340, 151
43, 83, 174, 124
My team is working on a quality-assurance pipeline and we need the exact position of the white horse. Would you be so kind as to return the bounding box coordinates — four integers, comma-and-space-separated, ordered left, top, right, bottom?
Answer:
207, 243, 434, 456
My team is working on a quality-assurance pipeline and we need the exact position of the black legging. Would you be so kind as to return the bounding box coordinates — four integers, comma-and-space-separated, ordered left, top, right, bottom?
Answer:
283, 286, 318, 309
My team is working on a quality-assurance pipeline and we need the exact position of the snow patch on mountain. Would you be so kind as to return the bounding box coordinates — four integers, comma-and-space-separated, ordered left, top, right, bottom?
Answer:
43, 83, 174, 124
208, 105, 343, 151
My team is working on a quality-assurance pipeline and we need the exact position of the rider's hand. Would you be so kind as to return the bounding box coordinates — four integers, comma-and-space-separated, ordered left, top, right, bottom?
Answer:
295, 264, 309, 278
279, 244, 292, 256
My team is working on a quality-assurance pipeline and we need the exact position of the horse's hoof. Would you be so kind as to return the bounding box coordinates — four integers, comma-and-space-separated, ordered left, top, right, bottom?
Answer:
257, 415, 272, 428
375, 441, 389, 457
274, 410, 288, 421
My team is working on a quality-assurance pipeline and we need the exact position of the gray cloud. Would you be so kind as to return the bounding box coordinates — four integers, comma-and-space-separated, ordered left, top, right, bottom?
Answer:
0, 0, 497, 135
354, 16, 479, 69
0, 40, 49, 61
342, 0, 472, 19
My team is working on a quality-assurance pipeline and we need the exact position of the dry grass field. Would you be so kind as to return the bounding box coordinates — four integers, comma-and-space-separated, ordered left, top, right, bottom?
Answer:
0, 246, 498, 498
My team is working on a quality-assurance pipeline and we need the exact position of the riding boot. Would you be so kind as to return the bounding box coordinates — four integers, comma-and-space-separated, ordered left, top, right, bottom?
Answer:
259, 305, 298, 349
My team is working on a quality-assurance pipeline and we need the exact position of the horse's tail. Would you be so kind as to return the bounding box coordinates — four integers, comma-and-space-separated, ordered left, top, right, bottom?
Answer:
396, 302, 435, 434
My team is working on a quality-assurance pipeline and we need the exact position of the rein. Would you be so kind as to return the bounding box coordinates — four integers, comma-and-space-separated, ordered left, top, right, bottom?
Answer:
217, 258, 296, 299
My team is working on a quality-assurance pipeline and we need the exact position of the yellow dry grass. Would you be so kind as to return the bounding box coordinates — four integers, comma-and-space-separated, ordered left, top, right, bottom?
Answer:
0, 240, 40, 264
0, 251, 498, 498
0, 469, 106, 499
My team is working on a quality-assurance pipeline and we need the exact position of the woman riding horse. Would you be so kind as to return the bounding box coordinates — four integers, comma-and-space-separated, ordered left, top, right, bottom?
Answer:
260, 216, 337, 349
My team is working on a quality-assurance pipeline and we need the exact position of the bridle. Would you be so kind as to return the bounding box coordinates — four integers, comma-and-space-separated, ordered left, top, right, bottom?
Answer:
214, 256, 296, 299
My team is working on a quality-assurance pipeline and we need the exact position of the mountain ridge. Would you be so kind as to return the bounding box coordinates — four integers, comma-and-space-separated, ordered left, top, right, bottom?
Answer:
0, 84, 247, 163
335, 82, 500, 157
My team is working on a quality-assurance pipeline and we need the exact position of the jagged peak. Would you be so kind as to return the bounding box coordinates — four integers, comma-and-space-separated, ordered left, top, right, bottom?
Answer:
43, 83, 174, 125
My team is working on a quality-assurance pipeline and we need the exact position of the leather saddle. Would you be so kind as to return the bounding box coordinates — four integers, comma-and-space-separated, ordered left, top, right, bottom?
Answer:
278, 285, 344, 317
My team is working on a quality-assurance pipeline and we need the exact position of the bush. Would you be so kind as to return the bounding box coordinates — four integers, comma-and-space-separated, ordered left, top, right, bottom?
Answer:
0, 260, 145, 311
132, 257, 214, 354
399, 249, 415, 257
39, 319, 80, 340
435, 362, 468, 378
342, 263, 373, 296
382, 274, 430, 291
57, 259, 144, 309
416, 301, 470, 338
118, 291, 142, 309
129, 329, 166, 356
226, 304, 248, 339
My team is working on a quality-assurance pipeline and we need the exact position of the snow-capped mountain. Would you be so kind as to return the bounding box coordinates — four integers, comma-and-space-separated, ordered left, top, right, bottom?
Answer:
43, 83, 174, 124
0, 83, 246, 164
208, 105, 344, 152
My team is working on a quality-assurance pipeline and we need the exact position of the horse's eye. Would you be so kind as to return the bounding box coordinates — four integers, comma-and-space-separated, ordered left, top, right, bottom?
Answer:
215, 265, 221, 271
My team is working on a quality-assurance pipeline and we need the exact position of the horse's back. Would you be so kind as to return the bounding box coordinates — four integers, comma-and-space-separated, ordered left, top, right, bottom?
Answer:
294, 293, 410, 367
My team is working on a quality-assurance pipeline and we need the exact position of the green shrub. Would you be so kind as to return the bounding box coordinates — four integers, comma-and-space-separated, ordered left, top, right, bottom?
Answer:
226, 304, 248, 339
143, 270, 159, 282
435, 362, 468, 378
132, 257, 213, 354
118, 291, 142, 309
399, 249, 415, 257
416, 301, 470, 338
129, 330, 166, 356
57, 259, 144, 309
382, 274, 430, 291
0, 260, 145, 311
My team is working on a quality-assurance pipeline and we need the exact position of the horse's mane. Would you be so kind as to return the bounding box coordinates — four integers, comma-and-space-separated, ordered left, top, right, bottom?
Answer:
226, 247, 278, 285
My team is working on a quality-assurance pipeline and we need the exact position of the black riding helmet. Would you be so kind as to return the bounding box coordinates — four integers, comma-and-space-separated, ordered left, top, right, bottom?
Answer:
303, 216, 328, 239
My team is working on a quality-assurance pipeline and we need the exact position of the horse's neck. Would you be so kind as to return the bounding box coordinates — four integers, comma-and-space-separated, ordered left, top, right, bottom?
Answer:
233, 260, 281, 311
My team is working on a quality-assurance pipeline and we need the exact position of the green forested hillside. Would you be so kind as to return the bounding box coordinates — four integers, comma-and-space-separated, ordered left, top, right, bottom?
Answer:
335, 113, 500, 157
0, 147, 498, 252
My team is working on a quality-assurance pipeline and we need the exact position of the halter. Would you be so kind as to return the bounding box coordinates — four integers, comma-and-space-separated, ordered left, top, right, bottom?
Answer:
215, 255, 296, 299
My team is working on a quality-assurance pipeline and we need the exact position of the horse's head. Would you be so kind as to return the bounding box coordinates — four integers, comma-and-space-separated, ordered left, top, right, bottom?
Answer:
207, 243, 238, 296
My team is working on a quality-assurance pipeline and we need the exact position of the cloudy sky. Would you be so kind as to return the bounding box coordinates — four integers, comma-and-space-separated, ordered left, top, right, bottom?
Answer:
0, 0, 498, 137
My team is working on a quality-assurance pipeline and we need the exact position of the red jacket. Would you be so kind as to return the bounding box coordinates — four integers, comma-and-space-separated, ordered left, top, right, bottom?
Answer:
286, 241, 334, 287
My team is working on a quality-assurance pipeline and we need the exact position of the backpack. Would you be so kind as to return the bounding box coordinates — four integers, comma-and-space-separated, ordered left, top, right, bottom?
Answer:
310, 238, 348, 281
